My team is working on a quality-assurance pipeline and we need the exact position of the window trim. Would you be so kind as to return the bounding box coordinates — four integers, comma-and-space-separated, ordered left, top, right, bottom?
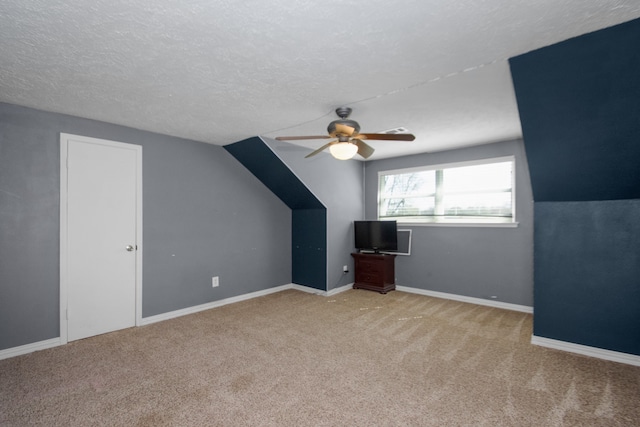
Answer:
377, 156, 517, 227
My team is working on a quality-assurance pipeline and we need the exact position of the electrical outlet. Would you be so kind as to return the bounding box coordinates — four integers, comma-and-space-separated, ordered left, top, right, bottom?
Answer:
212, 276, 219, 287
343, 265, 349, 273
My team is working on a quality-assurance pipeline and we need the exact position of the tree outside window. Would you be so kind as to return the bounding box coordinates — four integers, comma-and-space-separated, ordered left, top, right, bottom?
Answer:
378, 157, 514, 224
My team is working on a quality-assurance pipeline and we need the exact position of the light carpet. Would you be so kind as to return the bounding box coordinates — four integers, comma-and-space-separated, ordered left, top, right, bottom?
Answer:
1, 289, 639, 426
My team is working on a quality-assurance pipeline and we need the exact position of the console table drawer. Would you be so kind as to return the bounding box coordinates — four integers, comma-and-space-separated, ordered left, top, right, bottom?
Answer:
351, 253, 396, 294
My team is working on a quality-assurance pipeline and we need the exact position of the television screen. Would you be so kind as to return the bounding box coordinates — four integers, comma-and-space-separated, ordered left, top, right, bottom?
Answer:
354, 220, 398, 252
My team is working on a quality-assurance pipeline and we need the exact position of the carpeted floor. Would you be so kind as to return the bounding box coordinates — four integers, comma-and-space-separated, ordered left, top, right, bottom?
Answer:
1, 289, 639, 426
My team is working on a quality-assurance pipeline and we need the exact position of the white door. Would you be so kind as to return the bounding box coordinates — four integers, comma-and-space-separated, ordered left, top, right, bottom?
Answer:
61, 134, 142, 342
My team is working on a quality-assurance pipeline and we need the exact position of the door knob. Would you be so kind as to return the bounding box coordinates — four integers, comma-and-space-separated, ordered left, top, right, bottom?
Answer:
125, 245, 135, 252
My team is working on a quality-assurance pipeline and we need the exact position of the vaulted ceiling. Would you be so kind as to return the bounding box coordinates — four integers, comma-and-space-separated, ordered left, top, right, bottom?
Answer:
1, 1, 639, 160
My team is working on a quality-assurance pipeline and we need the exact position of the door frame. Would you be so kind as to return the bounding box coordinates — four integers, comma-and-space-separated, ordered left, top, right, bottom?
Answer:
59, 133, 143, 344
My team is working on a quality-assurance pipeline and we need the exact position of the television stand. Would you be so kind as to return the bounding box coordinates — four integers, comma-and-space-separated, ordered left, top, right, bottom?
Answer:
351, 252, 396, 294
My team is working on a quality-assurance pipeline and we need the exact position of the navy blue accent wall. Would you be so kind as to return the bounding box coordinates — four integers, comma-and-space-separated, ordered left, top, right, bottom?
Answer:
535, 201, 640, 354
510, 18, 640, 355
292, 209, 327, 290
510, 18, 640, 202
225, 138, 327, 290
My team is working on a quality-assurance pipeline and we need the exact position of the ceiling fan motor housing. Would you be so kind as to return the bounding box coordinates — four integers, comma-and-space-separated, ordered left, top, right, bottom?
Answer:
327, 119, 360, 136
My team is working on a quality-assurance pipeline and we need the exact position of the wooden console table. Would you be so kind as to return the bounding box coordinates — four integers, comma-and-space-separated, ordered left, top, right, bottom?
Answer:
351, 252, 396, 294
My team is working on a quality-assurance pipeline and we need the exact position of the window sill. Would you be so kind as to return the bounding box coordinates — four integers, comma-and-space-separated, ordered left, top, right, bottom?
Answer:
396, 221, 519, 228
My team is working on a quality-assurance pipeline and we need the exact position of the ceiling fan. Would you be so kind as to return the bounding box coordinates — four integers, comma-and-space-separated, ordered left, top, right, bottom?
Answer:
275, 107, 415, 160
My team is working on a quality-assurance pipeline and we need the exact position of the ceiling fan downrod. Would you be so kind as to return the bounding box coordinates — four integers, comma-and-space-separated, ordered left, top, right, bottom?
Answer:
335, 107, 352, 119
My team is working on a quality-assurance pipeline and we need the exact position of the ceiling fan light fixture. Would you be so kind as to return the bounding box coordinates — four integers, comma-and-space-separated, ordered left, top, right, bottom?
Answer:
329, 142, 358, 160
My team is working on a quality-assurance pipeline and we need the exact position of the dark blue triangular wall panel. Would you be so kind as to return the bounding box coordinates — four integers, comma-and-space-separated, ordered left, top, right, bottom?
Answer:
225, 137, 327, 290
225, 137, 325, 209
510, 18, 640, 202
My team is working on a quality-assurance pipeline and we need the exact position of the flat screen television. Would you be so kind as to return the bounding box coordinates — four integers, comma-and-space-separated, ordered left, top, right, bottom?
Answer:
354, 220, 398, 253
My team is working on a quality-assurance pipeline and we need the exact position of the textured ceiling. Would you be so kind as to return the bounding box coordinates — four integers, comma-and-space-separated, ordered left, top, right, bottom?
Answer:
1, 0, 639, 160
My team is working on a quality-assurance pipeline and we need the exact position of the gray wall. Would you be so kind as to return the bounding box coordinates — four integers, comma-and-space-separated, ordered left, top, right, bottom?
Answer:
264, 138, 364, 291
0, 102, 291, 351
363, 139, 534, 306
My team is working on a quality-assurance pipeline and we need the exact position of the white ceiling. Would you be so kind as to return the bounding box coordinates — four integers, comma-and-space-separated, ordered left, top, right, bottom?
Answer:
1, 1, 639, 160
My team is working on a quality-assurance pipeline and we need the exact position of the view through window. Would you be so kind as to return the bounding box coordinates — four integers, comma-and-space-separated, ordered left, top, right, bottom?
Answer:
378, 157, 515, 224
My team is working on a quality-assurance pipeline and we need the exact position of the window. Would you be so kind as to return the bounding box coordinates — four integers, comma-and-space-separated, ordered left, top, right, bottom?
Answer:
378, 156, 515, 225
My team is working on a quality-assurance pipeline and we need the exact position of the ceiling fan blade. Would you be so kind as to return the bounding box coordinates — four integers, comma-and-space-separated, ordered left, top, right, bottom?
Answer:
334, 123, 356, 136
358, 133, 416, 141
353, 139, 375, 159
275, 135, 332, 141
304, 141, 336, 158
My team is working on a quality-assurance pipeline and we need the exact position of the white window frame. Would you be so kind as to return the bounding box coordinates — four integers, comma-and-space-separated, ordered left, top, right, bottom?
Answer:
377, 156, 517, 227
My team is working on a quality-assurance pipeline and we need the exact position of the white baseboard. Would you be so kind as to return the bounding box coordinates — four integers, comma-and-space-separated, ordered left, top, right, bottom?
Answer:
1, 284, 326, 359
289, 283, 352, 297
396, 285, 534, 313
288, 283, 327, 295
140, 283, 351, 325
140, 284, 298, 326
7, 285, 637, 368
141, 283, 351, 327
0, 337, 61, 361
327, 283, 353, 296
531, 336, 640, 367
397, 287, 640, 366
